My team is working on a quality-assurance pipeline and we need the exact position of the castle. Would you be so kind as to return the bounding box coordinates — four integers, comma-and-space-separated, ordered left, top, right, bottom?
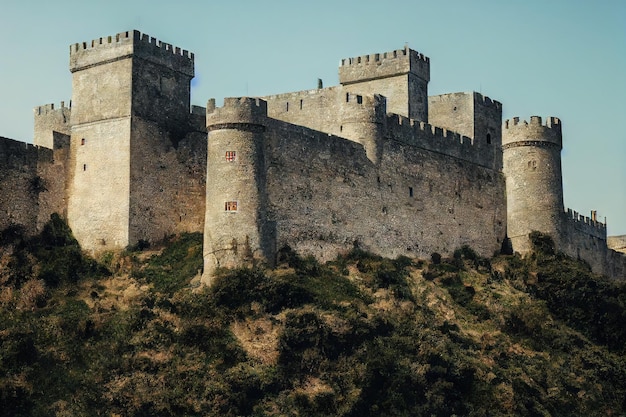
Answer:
0, 30, 624, 282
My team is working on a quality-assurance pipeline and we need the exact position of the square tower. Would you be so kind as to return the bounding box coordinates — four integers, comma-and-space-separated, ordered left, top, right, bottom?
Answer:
339, 46, 430, 122
428, 92, 503, 170
67, 31, 195, 252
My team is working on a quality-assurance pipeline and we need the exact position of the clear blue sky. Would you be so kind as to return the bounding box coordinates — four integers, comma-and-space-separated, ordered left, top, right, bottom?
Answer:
1, 0, 624, 235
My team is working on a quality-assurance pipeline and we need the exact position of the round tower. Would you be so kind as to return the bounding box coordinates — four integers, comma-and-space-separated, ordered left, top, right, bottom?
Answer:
339, 93, 386, 164
202, 97, 273, 284
502, 116, 563, 253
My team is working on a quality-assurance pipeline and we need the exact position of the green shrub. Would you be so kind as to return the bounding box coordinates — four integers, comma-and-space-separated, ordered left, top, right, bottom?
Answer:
211, 268, 314, 316
6, 213, 107, 288
133, 233, 203, 294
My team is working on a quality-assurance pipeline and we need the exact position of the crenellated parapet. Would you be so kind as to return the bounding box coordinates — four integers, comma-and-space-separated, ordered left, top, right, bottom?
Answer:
385, 114, 500, 167
339, 46, 430, 84
502, 116, 562, 149
339, 93, 386, 163
475, 92, 503, 111
340, 93, 386, 123
206, 97, 268, 132
34, 101, 71, 116
564, 209, 607, 240
33, 101, 71, 149
70, 30, 194, 76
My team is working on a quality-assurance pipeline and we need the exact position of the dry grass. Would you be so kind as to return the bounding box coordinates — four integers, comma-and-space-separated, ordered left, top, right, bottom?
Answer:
231, 315, 282, 365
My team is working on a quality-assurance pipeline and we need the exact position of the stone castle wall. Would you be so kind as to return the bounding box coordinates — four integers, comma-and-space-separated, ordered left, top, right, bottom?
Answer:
0, 138, 43, 234
67, 118, 132, 250
35, 134, 70, 231
1, 30, 622, 281
201, 96, 507, 281
129, 118, 206, 245
428, 92, 503, 170
265, 118, 507, 263
34, 102, 71, 149
263, 88, 502, 169
0, 136, 68, 236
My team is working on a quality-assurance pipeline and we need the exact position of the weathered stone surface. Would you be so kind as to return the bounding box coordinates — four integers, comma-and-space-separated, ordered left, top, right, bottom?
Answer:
0, 30, 622, 281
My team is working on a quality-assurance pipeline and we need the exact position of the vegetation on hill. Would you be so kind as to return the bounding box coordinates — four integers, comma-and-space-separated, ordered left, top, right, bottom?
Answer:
1, 218, 625, 416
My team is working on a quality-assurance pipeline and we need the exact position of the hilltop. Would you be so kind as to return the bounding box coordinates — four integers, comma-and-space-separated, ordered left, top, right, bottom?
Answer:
1, 217, 625, 416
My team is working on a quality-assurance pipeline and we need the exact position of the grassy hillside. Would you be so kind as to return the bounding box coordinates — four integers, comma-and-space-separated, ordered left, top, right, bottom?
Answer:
1, 217, 625, 416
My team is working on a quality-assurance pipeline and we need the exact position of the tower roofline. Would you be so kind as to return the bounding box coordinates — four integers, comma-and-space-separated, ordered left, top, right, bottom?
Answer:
339, 45, 430, 84
502, 116, 562, 148
69, 30, 194, 76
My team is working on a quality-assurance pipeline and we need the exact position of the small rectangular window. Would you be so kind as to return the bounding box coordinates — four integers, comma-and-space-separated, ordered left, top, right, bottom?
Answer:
225, 151, 236, 162
83, 164, 87, 171
225, 201, 238, 212
81, 138, 86, 145
409, 187, 413, 197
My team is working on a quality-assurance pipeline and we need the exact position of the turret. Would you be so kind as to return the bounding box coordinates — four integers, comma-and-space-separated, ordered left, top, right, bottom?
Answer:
339, 93, 386, 164
339, 46, 430, 121
202, 97, 273, 284
33, 102, 71, 149
502, 116, 563, 253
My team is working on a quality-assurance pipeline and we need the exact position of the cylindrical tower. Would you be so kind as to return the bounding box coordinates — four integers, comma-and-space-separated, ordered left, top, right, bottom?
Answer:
339, 93, 386, 164
202, 97, 272, 284
502, 116, 563, 253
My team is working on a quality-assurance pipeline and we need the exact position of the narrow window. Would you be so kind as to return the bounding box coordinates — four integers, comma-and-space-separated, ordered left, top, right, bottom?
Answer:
486, 133, 492, 144
225, 151, 236, 162
225, 201, 238, 212
286, 102, 289, 111
300, 99, 303, 110
83, 164, 87, 171
409, 187, 414, 197
356, 95, 363, 104
81, 138, 86, 145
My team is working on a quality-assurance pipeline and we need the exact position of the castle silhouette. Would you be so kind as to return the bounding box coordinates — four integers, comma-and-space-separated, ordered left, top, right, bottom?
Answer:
1, 30, 623, 281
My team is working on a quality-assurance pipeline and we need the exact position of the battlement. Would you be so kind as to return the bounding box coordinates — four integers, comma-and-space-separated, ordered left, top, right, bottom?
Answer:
564, 208, 607, 240
474, 92, 503, 110
504, 116, 560, 130
34, 101, 71, 116
384, 114, 498, 167
70, 30, 194, 76
502, 116, 562, 148
206, 97, 268, 129
341, 93, 387, 123
0, 136, 52, 167
339, 46, 430, 85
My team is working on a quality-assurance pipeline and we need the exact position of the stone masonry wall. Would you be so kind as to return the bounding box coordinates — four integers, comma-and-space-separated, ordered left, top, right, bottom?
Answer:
33, 102, 71, 149
35, 133, 70, 230
265, 88, 500, 170
264, 119, 506, 262
339, 47, 430, 121
0, 138, 43, 234
129, 118, 206, 246
67, 119, 131, 251
131, 53, 193, 136
0, 136, 68, 235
